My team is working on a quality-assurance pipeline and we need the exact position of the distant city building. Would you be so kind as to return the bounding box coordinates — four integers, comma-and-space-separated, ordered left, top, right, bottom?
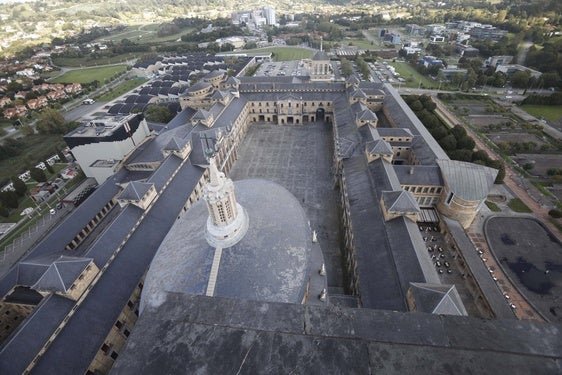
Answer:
484, 55, 514, 68
495, 64, 542, 79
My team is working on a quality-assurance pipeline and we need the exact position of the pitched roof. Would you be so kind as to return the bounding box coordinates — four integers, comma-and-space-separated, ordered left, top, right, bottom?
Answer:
409, 282, 468, 316
436, 159, 498, 201
118, 181, 154, 202
163, 137, 190, 152
366, 139, 393, 155
312, 50, 329, 61
192, 109, 213, 121
381, 190, 420, 213
346, 74, 360, 85
350, 88, 367, 99
357, 109, 378, 121
18, 255, 92, 293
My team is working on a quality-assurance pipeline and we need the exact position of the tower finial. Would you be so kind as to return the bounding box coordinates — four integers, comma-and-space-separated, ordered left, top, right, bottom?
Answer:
202, 155, 249, 248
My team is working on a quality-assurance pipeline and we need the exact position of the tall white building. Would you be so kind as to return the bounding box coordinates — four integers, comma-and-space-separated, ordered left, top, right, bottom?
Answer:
263, 6, 276, 25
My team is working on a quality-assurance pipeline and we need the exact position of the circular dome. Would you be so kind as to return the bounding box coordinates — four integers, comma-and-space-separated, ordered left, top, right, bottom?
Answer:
141, 179, 312, 313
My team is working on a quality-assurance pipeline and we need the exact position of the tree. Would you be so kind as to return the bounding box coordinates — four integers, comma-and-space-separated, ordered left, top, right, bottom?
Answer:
30, 167, 47, 182
44, 160, 54, 174
36, 108, 67, 134
56, 147, 67, 163
11, 176, 27, 196
440, 134, 457, 151
0, 191, 19, 209
510, 70, 531, 89
144, 106, 175, 123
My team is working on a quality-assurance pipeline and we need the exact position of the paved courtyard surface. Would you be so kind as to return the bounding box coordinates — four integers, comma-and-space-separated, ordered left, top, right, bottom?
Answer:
229, 122, 345, 290
485, 216, 562, 323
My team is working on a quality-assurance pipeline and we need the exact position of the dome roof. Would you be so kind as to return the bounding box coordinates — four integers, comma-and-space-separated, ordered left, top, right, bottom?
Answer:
141, 179, 313, 313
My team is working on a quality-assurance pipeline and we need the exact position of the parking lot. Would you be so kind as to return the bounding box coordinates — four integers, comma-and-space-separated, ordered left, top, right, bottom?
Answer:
255, 61, 301, 77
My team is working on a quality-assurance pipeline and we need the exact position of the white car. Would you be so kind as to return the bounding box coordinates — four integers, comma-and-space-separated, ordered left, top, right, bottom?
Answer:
83, 99, 95, 105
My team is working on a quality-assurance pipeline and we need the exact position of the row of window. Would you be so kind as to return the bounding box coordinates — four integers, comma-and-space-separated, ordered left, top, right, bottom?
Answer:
403, 185, 442, 194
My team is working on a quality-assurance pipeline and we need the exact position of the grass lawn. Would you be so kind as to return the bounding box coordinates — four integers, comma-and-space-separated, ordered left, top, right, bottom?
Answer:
520, 105, 562, 123
485, 200, 501, 212
390, 61, 441, 89
345, 38, 374, 50
507, 198, 533, 213
230, 47, 313, 61
96, 78, 148, 101
51, 65, 127, 84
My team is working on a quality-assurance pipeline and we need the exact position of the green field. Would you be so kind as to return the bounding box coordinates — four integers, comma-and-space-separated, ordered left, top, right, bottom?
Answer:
51, 65, 127, 84
390, 61, 443, 89
96, 78, 148, 101
345, 38, 374, 50
520, 105, 562, 123
99, 24, 192, 44
231, 47, 313, 61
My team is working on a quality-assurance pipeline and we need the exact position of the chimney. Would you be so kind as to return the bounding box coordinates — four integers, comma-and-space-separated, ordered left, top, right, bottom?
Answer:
409, 167, 414, 175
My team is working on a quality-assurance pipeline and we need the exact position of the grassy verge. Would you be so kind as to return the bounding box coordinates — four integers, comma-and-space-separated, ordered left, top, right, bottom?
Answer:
531, 180, 556, 199
507, 198, 533, 213
51, 65, 127, 84
52, 53, 141, 68
96, 78, 148, 101
485, 200, 501, 212
519, 105, 562, 123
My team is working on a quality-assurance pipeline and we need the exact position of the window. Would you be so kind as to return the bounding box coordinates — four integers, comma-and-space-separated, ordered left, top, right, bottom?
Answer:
445, 192, 454, 205
110, 351, 119, 360
101, 343, 110, 354
115, 321, 123, 329
124, 329, 130, 337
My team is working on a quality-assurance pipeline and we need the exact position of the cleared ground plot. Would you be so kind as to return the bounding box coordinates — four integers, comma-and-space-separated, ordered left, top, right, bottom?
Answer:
228, 122, 345, 290
513, 154, 562, 177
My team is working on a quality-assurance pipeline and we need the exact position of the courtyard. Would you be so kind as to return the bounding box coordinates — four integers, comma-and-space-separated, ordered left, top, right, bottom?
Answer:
228, 122, 346, 290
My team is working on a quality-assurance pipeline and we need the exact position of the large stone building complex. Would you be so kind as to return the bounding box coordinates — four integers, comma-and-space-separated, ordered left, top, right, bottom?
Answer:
0, 53, 560, 374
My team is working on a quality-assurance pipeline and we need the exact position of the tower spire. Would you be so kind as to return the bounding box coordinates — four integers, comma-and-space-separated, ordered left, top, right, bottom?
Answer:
202, 155, 249, 248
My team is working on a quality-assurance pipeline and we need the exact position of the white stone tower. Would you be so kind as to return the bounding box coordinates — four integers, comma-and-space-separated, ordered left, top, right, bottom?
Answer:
203, 156, 249, 248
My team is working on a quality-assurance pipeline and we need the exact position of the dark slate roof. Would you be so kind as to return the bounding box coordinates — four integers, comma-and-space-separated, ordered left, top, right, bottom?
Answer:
382, 84, 448, 163
376, 128, 413, 138
117, 181, 153, 202
443, 217, 515, 319
312, 50, 329, 61
409, 282, 468, 315
0, 294, 74, 375
357, 109, 378, 122
382, 190, 420, 213
112, 294, 562, 375
32, 256, 91, 293
393, 165, 443, 186
31, 160, 205, 375
163, 136, 189, 152
187, 81, 212, 93
366, 139, 393, 155
437, 159, 498, 201
346, 74, 360, 85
